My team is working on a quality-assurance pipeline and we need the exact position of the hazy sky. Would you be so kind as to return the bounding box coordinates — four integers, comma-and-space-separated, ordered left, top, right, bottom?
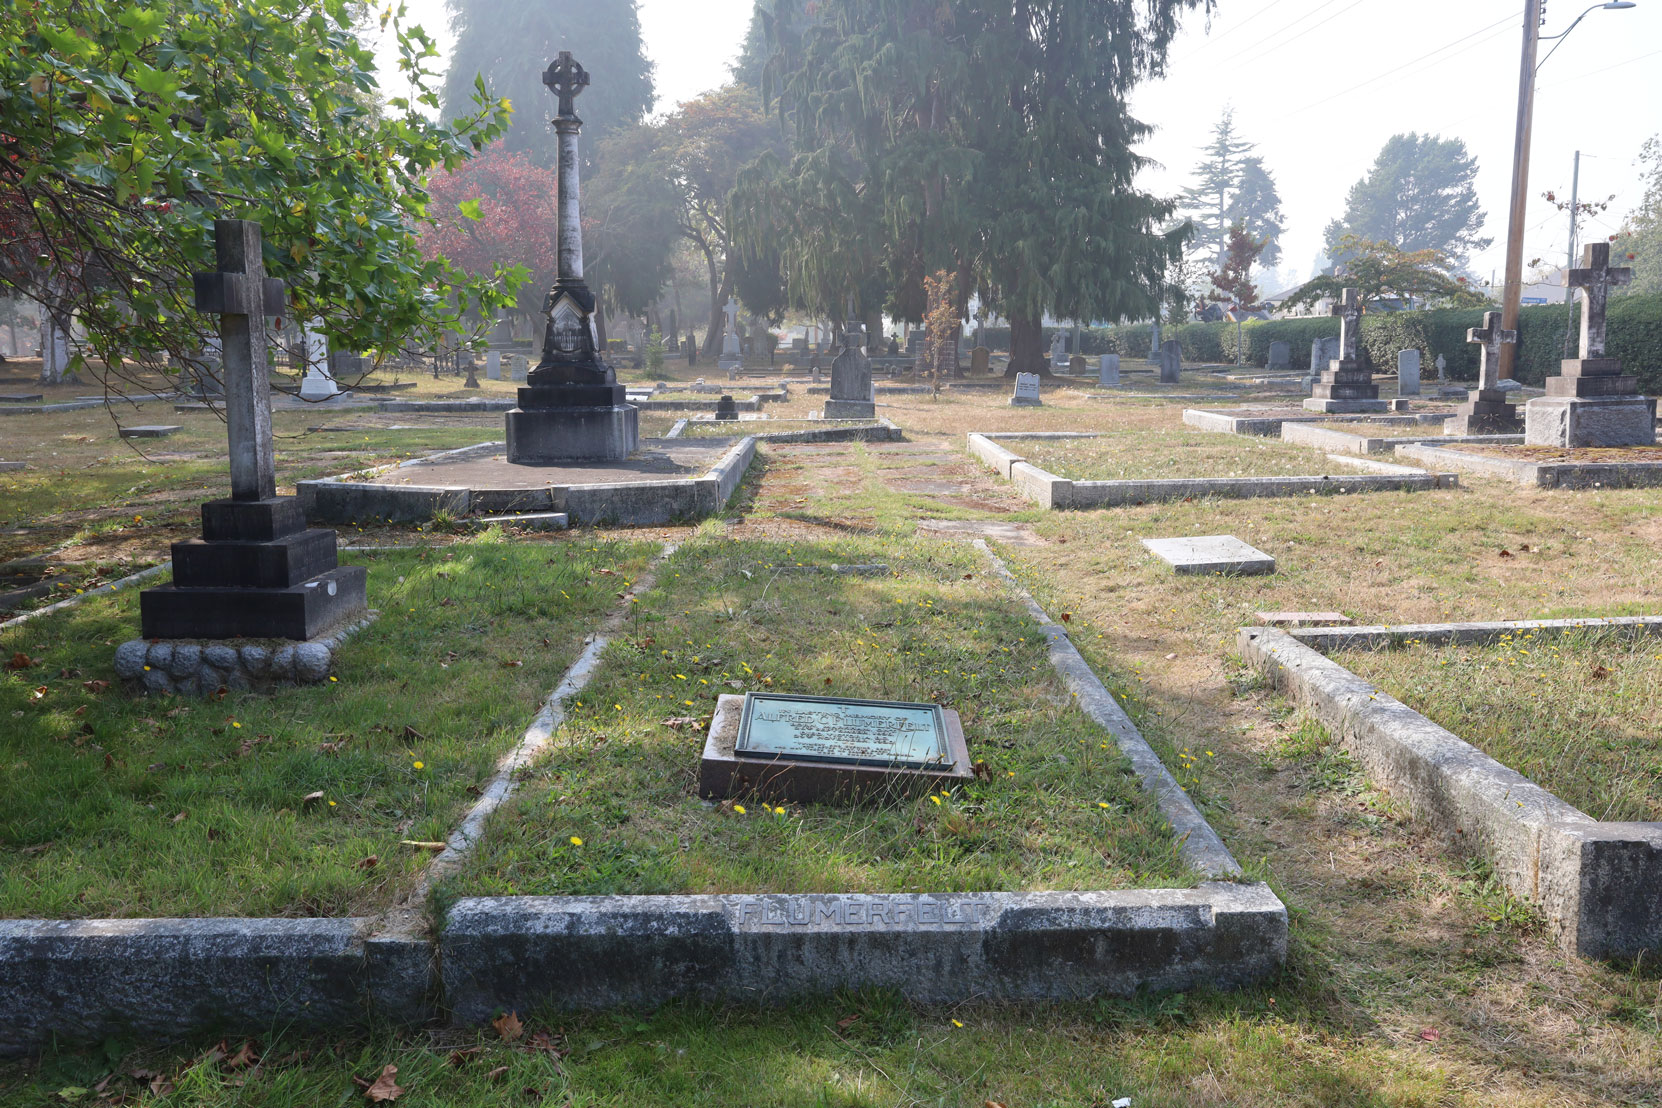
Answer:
375, 0, 1662, 291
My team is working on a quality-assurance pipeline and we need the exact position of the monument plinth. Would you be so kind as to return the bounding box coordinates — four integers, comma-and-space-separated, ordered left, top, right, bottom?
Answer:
824, 320, 876, 419
1525, 243, 1655, 447
1303, 288, 1386, 413
506, 51, 639, 464
700, 693, 973, 803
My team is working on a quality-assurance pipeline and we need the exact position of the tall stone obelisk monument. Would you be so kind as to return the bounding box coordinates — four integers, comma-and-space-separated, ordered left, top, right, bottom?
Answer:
506, 51, 639, 464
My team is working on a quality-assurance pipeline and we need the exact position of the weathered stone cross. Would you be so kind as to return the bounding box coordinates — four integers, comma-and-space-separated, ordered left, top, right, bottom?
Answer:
1466, 310, 1516, 391
1565, 241, 1633, 359
192, 219, 286, 501
1329, 287, 1362, 364
542, 51, 589, 118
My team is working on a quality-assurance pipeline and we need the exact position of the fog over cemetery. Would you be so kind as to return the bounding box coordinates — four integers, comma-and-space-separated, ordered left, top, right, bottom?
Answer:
5, 0, 1662, 1103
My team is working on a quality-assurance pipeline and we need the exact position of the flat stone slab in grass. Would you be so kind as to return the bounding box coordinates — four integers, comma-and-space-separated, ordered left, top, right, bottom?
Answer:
1143, 535, 1275, 576
0, 393, 43, 403
118, 425, 183, 439
0, 461, 23, 472
1254, 611, 1351, 627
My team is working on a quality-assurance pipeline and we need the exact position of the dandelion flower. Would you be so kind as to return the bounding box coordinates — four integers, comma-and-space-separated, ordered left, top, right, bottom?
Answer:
930, 795, 942, 806
413, 760, 424, 770
733, 804, 746, 814
951, 1019, 964, 1028
570, 836, 583, 846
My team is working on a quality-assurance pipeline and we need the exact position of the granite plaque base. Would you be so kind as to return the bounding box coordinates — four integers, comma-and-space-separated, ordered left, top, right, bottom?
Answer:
505, 401, 639, 465
1524, 395, 1657, 447
823, 399, 876, 420
700, 694, 973, 803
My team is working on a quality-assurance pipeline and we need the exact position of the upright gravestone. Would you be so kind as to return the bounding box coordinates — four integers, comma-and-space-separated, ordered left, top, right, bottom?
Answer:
714, 394, 739, 421
1147, 322, 1161, 364
1435, 354, 1447, 380
1049, 332, 1068, 371
486, 349, 501, 380
1303, 288, 1385, 413
1526, 242, 1655, 447
1158, 339, 1182, 384
1446, 311, 1522, 435
1099, 353, 1120, 387
506, 53, 639, 464
135, 219, 367, 647
824, 321, 875, 419
1068, 354, 1086, 376
718, 298, 743, 379
1010, 372, 1042, 406
1267, 341, 1290, 371
510, 354, 528, 382
970, 346, 991, 375
298, 339, 340, 401
1396, 349, 1421, 397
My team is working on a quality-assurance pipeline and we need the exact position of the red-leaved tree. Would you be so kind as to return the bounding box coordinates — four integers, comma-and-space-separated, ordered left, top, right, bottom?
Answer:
419, 145, 557, 318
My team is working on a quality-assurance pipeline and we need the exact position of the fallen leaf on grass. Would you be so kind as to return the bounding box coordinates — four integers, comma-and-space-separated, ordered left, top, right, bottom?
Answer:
500, 659, 523, 669
971, 762, 993, 782
5, 652, 35, 671
29, 685, 49, 701
1498, 549, 1512, 558
835, 1014, 860, 1031
21, 842, 52, 855
81, 679, 109, 694
354, 1064, 405, 1102
356, 855, 379, 870
447, 1047, 483, 1067
171, 811, 187, 824
986, 1101, 1008, 1108
301, 790, 326, 806
402, 725, 426, 742
1590, 664, 1611, 681
492, 1010, 524, 1042
486, 1066, 508, 1083
1418, 1027, 1441, 1042
225, 1041, 260, 1070
1059, 613, 1071, 623
525, 1029, 563, 1056
660, 717, 699, 730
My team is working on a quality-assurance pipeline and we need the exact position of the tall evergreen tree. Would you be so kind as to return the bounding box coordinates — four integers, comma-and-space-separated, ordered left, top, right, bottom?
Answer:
1178, 109, 1254, 268
1227, 156, 1283, 267
1324, 133, 1490, 268
440, 0, 654, 170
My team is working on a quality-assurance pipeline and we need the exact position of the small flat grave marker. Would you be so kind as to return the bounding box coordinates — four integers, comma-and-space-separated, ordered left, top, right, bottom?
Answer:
119, 425, 183, 439
701, 692, 972, 802
1142, 535, 1276, 576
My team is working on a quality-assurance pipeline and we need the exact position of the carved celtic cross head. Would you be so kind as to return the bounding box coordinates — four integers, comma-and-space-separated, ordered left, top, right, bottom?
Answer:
542, 52, 590, 117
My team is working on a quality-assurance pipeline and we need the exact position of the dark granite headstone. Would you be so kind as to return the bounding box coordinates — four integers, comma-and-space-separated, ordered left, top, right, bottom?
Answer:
714, 394, 739, 421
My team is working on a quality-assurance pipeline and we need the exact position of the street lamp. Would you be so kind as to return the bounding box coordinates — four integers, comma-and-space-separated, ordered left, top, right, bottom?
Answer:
1496, 0, 1634, 381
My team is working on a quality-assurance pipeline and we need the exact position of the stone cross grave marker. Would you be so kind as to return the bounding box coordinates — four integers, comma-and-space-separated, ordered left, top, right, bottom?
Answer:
1330, 287, 1362, 366
1049, 332, 1067, 369
191, 219, 286, 500
1467, 311, 1515, 392
1567, 241, 1632, 359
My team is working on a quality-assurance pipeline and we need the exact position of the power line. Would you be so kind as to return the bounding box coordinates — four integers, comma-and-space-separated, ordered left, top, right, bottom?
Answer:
1282, 14, 1516, 119
1212, 0, 1351, 67
1536, 47, 1662, 92
1182, 0, 1300, 56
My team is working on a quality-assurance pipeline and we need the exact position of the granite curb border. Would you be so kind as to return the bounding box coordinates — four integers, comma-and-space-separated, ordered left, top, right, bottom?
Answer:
1237, 622, 1662, 960
1394, 442, 1662, 489
1280, 421, 1524, 456
298, 438, 758, 527
967, 432, 1457, 510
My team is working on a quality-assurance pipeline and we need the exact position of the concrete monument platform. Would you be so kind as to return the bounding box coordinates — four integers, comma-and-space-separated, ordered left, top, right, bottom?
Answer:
300, 438, 754, 526
1142, 535, 1276, 576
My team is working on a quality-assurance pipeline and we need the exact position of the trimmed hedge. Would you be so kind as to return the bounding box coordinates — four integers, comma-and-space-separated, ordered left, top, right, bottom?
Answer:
974, 293, 1662, 385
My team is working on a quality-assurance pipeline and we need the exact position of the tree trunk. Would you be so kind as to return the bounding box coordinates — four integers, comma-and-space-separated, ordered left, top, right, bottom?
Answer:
39, 312, 70, 385
1006, 312, 1049, 378
702, 246, 724, 359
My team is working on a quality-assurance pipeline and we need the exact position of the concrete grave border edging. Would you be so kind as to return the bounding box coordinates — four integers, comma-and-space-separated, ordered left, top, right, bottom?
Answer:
1237, 620, 1662, 960
1394, 441, 1662, 489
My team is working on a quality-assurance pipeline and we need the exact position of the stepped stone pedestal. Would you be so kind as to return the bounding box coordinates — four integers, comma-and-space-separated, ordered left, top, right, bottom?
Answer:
1301, 287, 1386, 413
506, 382, 639, 464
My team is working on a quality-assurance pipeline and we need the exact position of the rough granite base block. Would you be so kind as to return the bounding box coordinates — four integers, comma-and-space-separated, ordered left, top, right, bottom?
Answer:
114, 612, 378, 696
1524, 395, 1657, 447
823, 399, 876, 419
505, 404, 639, 464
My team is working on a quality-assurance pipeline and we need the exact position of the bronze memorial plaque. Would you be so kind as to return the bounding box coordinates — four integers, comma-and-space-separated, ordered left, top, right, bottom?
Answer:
735, 692, 951, 769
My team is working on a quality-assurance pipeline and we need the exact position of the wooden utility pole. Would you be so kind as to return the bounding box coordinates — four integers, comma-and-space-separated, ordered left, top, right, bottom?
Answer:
1497, 0, 1542, 381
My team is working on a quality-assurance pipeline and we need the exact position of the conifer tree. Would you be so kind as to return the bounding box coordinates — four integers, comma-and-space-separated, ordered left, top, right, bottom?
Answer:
1324, 133, 1489, 268
1178, 109, 1254, 268
1227, 157, 1284, 267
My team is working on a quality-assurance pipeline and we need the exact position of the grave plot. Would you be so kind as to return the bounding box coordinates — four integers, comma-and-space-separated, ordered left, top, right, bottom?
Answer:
969, 429, 1456, 509
444, 537, 1191, 897
0, 538, 658, 919
1284, 420, 1523, 456
1395, 441, 1662, 489
1239, 617, 1662, 960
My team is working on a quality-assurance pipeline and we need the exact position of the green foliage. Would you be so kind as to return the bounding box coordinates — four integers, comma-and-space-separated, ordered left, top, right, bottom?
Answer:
1228, 156, 1284, 268
1281, 236, 1487, 313
1324, 133, 1490, 267
1, 0, 521, 386
1178, 109, 1263, 268
1613, 134, 1661, 297
439, 0, 654, 169
644, 326, 665, 373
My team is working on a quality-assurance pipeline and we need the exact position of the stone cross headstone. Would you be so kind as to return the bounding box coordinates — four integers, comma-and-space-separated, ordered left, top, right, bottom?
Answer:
1011, 372, 1042, 406
190, 219, 285, 500
486, 349, 502, 380
1099, 353, 1120, 387
1158, 339, 1182, 384
1435, 354, 1447, 379
1049, 332, 1068, 370
970, 346, 991, 375
1396, 349, 1421, 396
1148, 322, 1161, 363
1467, 311, 1515, 391
1566, 241, 1632, 360
1267, 341, 1290, 370
1330, 287, 1362, 366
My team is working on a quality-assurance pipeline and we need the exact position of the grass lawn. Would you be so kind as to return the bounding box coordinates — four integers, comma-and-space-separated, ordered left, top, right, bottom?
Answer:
1338, 629, 1662, 823
0, 536, 657, 918
1013, 429, 1349, 481
443, 534, 1190, 902
675, 418, 846, 438
1315, 421, 1449, 438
